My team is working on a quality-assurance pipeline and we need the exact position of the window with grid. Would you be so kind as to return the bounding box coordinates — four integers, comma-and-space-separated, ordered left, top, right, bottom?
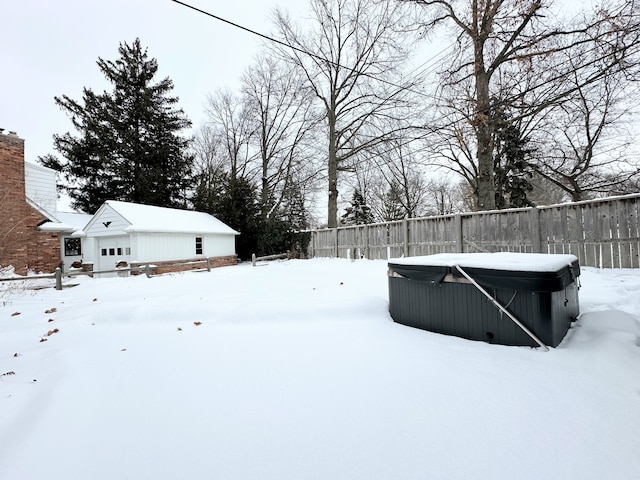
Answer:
64, 237, 81, 256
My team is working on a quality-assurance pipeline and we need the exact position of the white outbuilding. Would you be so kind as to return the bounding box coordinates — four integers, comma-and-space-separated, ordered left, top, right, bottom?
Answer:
81, 201, 239, 272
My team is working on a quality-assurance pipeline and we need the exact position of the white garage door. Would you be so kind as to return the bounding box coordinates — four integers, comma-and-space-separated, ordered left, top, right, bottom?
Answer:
98, 236, 131, 272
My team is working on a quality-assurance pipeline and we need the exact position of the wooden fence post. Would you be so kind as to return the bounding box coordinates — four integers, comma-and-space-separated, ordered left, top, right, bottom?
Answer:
251, 253, 257, 266
145, 263, 151, 278
335, 228, 339, 258
55, 268, 62, 291
206, 257, 211, 272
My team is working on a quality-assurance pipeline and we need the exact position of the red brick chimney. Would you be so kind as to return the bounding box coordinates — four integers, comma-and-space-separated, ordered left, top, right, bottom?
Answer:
0, 131, 62, 274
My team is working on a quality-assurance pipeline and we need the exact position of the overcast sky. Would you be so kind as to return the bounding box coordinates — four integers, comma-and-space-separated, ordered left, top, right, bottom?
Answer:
2, 0, 585, 171
1, 0, 304, 162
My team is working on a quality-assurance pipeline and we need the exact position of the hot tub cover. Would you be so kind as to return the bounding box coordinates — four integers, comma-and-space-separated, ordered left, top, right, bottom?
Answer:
388, 252, 580, 292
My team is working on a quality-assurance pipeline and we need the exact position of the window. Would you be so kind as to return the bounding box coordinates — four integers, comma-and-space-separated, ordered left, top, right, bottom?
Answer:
125, 247, 131, 255
109, 248, 115, 256
64, 238, 82, 256
101, 248, 107, 256
117, 248, 122, 255
195, 237, 203, 255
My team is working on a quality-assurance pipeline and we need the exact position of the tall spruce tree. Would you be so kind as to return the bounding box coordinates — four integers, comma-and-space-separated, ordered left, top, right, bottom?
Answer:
46, 38, 193, 212
342, 189, 374, 226
492, 104, 535, 209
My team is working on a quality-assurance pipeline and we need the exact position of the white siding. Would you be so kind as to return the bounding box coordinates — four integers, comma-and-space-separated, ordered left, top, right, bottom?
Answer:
83, 237, 97, 265
204, 234, 236, 257
129, 233, 235, 262
25, 162, 57, 215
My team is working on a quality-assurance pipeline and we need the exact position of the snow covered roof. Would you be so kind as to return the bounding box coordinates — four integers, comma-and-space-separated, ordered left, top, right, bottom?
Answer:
36, 211, 93, 235
390, 252, 578, 272
37, 221, 75, 233
105, 200, 239, 235
56, 212, 93, 230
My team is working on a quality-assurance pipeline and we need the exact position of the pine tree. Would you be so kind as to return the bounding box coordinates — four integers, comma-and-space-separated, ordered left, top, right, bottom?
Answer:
492, 102, 535, 209
193, 172, 261, 260
280, 185, 309, 231
46, 38, 193, 213
255, 185, 311, 257
342, 189, 374, 225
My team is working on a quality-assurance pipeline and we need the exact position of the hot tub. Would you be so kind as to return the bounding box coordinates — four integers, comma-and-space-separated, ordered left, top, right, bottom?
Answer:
388, 253, 580, 348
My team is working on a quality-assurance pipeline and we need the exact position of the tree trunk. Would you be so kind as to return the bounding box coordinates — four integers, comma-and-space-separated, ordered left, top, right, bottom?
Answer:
327, 109, 339, 228
474, 50, 495, 211
261, 135, 269, 219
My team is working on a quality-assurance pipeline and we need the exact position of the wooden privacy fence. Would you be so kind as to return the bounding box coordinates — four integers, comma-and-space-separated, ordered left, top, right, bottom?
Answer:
307, 193, 640, 269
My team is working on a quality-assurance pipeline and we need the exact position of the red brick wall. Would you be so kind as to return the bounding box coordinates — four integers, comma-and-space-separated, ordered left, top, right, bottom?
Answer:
0, 133, 62, 274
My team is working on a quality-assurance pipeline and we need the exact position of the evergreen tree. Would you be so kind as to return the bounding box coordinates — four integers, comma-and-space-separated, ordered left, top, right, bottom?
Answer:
256, 185, 310, 257
193, 172, 261, 261
279, 185, 310, 231
492, 102, 535, 209
46, 38, 193, 213
192, 166, 227, 215
257, 218, 294, 256
342, 189, 374, 225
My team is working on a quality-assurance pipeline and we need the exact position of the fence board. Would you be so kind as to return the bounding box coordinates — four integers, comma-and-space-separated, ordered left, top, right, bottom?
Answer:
550, 208, 559, 254
389, 222, 404, 258
617, 200, 632, 268
539, 208, 552, 253
631, 200, 640, 268
563, 206, 582, 262
585, 204, 600, 267
609, 201, 620, 268
312, 229, 335, 258
597, 202, 611, 268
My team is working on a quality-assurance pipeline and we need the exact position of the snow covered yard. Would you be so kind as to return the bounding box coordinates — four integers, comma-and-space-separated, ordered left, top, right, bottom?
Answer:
1, 258, 639, 480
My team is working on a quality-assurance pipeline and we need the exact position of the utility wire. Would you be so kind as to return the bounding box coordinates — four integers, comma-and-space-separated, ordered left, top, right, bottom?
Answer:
169, 0, 437, 100
170, 0, 639, 163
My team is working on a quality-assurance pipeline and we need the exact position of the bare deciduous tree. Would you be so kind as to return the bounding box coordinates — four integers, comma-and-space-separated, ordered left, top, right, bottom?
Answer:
370, 139, 430, 219
241, 55, 321, 219
424, 176, 468, 215
405, 0, 640, 210
274, 0, 420, 227
531, 47, 640, 201
203, 89, 256, 184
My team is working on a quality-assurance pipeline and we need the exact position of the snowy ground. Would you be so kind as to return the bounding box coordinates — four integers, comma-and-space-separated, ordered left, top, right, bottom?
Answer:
1, 258, 639, 480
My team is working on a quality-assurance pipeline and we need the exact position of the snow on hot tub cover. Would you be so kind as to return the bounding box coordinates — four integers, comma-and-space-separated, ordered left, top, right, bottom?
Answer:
388, 252, 580, 292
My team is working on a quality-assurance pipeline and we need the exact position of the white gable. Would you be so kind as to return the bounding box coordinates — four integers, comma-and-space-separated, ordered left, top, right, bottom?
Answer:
84, 203, 133, 236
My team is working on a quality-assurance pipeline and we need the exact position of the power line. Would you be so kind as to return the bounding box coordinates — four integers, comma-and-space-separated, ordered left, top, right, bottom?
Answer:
169, 0, 438, 101
171, 0, 639, 165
